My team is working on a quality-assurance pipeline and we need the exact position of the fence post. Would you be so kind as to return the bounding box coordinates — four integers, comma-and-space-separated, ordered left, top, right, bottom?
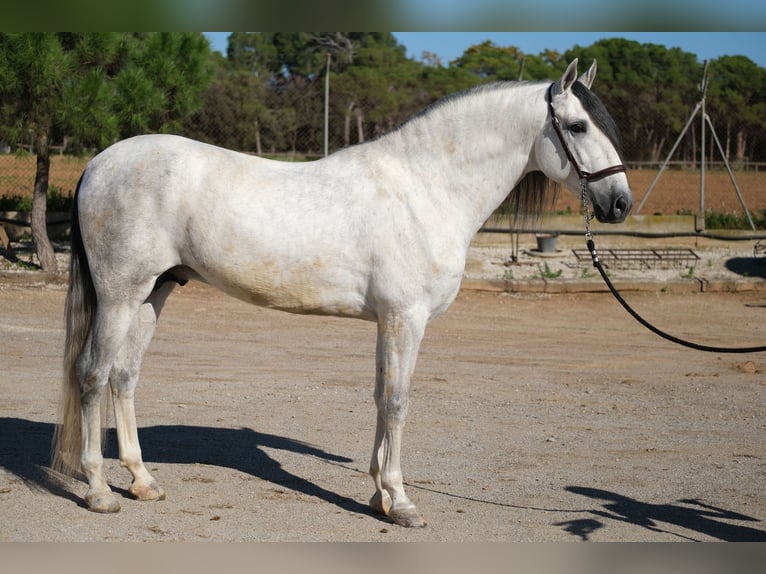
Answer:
324, 52, 330, 157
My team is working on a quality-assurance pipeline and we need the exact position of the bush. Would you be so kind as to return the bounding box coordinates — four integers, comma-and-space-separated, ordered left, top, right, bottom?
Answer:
0, 186, 73, 212
705, 209, 766, 230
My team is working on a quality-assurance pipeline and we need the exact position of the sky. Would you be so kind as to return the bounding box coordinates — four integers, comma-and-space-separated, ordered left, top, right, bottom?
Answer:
203, 32, 766, 68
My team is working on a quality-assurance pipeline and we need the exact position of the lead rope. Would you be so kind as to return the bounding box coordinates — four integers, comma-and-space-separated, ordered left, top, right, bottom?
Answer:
580, 184, 766, 354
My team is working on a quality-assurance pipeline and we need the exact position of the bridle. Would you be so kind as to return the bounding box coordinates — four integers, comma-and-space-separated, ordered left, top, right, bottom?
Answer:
546, 83, 627, 185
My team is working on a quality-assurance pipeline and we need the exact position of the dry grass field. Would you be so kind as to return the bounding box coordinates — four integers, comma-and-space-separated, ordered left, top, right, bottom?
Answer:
0, 155, 87, 201
554, 169, 765, 217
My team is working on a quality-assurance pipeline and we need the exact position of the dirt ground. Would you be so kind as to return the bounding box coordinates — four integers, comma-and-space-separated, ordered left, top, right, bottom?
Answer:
1, 277, 765, 542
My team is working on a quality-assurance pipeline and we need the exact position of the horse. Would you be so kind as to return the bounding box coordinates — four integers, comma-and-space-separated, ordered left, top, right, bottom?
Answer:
51, 59, 631, 528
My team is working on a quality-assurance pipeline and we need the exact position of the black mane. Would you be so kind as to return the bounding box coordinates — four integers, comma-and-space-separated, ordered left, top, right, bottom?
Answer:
572, 80, 624, 159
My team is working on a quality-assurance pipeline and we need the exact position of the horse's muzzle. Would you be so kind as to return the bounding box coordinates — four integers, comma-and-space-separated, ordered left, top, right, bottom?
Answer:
593, 189, 633, 224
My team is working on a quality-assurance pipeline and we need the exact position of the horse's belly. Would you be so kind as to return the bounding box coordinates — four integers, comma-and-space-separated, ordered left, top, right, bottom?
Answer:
199, 256, 373, 320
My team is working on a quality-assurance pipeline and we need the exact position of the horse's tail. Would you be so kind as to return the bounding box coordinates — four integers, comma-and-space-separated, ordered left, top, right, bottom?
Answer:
51, 174, 98, 476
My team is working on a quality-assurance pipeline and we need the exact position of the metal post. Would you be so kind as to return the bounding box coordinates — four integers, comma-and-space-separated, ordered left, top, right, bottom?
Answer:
324, 53, 330, 157
699, 60, 708, 217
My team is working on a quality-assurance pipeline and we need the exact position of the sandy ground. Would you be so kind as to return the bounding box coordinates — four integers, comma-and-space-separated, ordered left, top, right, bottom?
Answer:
1, 266, 765, 541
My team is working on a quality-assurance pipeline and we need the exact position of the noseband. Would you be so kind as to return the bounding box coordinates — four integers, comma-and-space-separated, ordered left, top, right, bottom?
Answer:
546, 83, 626, 184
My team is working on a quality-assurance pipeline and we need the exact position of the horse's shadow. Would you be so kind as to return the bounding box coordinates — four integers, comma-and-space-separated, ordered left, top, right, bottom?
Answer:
725, 256, 766, 279
0, 417, 377, 520
5, 417, 765, 539
557, 485, 766, 542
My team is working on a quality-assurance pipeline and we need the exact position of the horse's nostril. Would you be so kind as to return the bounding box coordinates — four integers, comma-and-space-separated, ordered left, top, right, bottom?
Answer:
614, 195, 629, 214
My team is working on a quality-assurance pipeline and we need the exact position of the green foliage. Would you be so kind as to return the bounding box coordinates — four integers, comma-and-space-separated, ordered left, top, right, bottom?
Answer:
0, 186, 72, 211
0, 32, 213, 152
705, 209, 766, 230
538, 262, 563, 279
676, 207, 766, 230
114, 32, 213, 138
451, 41, 526, 80
707, 56, 766, 165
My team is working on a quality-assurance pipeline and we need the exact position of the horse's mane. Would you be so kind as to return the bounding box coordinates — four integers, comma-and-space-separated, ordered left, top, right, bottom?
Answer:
503, 171, 561, 225
384, 78, 626, 224
392, 81, 561, 223
394, 80, 543, 132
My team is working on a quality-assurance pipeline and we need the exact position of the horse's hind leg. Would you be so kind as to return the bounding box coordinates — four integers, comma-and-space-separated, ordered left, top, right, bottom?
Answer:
110, 282, 175, 503
369, 307, 428, 528
78, 300, 144, 512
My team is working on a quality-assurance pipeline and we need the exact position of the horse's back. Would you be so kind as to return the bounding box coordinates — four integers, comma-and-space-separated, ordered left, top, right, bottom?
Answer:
76, 136, 380, 316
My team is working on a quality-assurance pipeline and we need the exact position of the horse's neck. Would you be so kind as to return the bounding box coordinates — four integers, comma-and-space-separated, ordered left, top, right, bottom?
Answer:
382, 82, 546, 238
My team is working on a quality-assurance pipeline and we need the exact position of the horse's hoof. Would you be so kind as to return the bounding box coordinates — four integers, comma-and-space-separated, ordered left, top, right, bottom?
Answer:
130, 480, 166, 502
85, 492, 121, 513
370, 491, 426, 528
389, 506, 427, 528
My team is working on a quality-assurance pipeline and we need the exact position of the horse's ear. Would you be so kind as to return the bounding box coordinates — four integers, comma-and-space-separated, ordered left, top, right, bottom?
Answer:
577, 59, 597, 89
554, 59, 579, 96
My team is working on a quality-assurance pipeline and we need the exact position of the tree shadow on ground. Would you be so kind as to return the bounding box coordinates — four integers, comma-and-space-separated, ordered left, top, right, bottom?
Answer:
557, 486, 766, 542
0, 417, 379, 521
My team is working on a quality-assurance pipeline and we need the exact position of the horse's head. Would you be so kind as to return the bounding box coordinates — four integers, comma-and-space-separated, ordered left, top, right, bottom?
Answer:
534, 59, 633, 223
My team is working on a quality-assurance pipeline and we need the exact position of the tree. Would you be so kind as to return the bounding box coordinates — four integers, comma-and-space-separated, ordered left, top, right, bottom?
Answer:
183, 56, 277, 154
708, 56, 766, 165
0, 32, 211, 271
451, 40, 527, 80
328, 34, 421, 145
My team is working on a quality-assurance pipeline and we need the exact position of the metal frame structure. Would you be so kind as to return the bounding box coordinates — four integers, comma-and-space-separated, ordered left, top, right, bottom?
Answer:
635, 60, 755, 231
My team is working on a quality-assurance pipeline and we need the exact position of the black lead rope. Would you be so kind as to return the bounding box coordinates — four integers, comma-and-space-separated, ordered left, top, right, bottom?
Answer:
586, 236, 766, 354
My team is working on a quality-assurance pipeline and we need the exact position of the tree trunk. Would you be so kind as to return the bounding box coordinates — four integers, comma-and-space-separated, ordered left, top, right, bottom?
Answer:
343, 101, 355, 147
343, 113, 351, 147
31, 133, 58, 272
355, 108, 364, 144
254, 122, 263, 155
736, 129, 746, 164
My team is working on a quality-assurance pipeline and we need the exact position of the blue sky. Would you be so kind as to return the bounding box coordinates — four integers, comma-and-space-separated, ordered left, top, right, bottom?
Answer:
204, 32, 766, 68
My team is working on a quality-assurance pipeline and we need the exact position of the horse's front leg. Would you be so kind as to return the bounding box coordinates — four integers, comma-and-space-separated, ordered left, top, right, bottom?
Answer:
369, 308, 428, 528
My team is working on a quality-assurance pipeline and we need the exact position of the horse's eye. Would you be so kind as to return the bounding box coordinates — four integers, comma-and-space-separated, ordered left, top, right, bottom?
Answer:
570, 122, 587, 134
